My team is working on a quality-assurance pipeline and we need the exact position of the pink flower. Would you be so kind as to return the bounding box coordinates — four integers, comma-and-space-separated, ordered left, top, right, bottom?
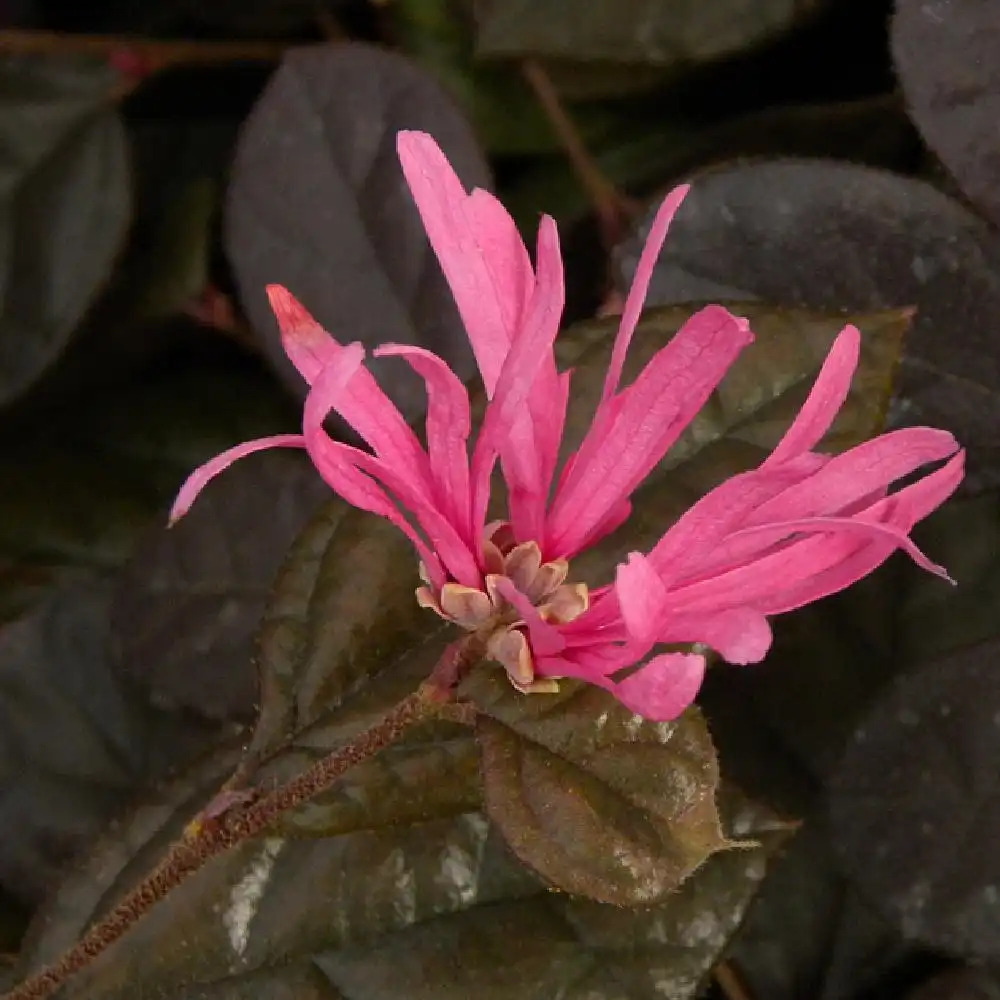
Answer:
171, 131, 964, 721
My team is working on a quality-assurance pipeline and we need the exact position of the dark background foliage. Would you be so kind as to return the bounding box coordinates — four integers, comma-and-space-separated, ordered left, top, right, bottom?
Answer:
1, 1, 999, 998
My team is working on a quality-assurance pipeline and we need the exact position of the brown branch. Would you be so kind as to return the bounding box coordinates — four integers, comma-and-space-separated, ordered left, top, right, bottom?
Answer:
0, 28, 288, 97
713, 960, 756, 1000
521, 58, 638, 250
0, 29, 287, 66
3, 635, 484, 1000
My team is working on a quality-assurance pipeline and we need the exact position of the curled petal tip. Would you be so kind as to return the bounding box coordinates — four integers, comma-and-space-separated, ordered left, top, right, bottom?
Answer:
266, 284, 313, 330
167, 433, 307, 527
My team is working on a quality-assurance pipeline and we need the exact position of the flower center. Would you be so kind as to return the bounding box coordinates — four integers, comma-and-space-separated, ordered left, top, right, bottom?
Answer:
415, 521, 588, 692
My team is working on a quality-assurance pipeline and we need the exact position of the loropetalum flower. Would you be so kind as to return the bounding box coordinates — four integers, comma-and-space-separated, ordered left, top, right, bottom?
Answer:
172, 131, 964, 721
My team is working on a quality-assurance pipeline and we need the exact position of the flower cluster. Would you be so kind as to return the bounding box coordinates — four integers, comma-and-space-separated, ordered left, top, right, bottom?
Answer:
172, 131, 963, 720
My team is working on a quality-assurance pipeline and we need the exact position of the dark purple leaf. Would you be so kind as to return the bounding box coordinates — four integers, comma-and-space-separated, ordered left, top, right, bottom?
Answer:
474, 0, 831, 70
615, 159, 1000, 493
829, 640, 1000, 960
225, 42, 491, 420
110, 451, 329, 722
0, 579, 218, 907
0, 56, 131, 406
907, 967, 1000, 1000
892, 0, 1000, 226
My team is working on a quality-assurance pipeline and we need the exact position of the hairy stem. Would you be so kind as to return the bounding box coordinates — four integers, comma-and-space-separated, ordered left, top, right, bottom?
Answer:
3, 637, 482, 1000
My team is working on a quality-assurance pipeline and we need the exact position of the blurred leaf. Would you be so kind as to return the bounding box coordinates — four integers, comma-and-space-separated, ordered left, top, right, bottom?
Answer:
0, 348, 295, 624
474, 0, 831, 71
45, 0, 354, 35
0, 888, 29, 957
0, 578, 220, 908
149, 0, 346, 36
829, 640, 1000, 960
387, 0, 568, 154
896, 492, 1000, 667
615, 160, 1000, 494
892, 0, 1000, 227
726, 815, 919, 1000
110, 452, 329, 723
0, 55, 131, 407
505, 94, 920, 231
115, 118, 239, 327
225, 42, 491, 420
465, 667, 731, 906
907, 967, 1000, 1000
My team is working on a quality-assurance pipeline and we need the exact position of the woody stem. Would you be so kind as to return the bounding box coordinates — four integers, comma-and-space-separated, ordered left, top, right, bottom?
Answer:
521, 58, 638, 250
2, 637, 482, 1000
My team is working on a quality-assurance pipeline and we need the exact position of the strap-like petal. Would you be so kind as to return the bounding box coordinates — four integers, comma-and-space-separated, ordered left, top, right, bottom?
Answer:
602, 184, 690, 403
375, 344, 473, 547
470, 215, 565, 541
546, 305, 753, 558
749, 426, 959, 525
169, 434, 306, 525
763, 324, 861, 468
397, 131, 530, 396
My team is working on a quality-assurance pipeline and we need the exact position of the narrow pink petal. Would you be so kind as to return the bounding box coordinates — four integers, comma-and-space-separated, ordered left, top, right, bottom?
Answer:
612, 653, 706, 721
666, 451, 964, 615
731, 515, 951, 580
470, 214, 565, 540
616, 553, 772, 663
375, 344, 473, 545
269, 287, 434, 495
169, 434, 305, 525
397, 131, 526, 396
749, 427, 959, 525
530, 368, 572, 497
492, 577, 566, 656
505, 367, 572, 545
647, 455, 825, 582
751, 450, 965, 614
569, 497, 633, 556
546, 306, 753, 558
602, 185, 690, 403
657, 607, 773, 664
305, 431, 447, 589
304, 362, 481, 587
467, 188, 534, 340
266, 284, 339, 385
534, 647, 627, 684
889, 448, 966, 522
763, 325, 861, 468
616, 552, 669, 646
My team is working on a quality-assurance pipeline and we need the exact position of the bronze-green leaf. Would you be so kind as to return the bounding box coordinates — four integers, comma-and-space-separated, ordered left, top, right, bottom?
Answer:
464, 666, 732, 905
